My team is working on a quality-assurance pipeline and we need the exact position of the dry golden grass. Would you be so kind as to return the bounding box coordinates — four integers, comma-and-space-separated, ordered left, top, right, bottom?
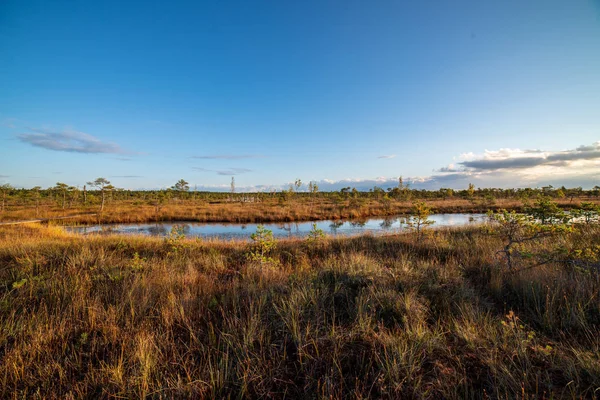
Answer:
1, 223, 599, 398
1, 196, 598, 225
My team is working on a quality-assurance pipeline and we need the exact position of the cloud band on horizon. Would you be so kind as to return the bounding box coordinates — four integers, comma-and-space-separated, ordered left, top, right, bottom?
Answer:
191, 142, 600, 192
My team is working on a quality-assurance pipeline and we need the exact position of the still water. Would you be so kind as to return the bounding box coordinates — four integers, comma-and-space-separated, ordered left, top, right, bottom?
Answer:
66, 213, 487, 240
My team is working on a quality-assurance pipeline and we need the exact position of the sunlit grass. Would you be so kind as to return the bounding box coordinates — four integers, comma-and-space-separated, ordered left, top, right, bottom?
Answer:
2, 196, 596, 225
0, 224, 599, 398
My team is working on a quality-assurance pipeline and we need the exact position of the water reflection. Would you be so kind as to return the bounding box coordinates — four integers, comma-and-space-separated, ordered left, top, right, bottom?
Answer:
147, 225, 168, 236
350, 220, 367, 227
329, 221, 344, 233
380, 217, 396, 229
66, 213, 486, 240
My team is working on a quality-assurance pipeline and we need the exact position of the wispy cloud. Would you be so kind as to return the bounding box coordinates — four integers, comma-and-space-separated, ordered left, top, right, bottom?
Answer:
192, 166, 252, 176
437, 165, 460, 173
191, 154, 265, 160
378, 155, 396, 159
216, 168, 252, 176
18, 127, 126, 154
0, 175, 9, 178
1, 118, 17, 129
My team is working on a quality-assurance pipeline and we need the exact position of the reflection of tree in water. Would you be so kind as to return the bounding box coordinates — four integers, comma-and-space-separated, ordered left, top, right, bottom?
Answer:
147, 224, 169, 236
99, 225, 119, 235
380, 217, 397, 230
350, 219, 367, 227
174, 224, 191, 235
397, 217, 410, 230
241, 224, 247, 230
147, 223, 192, 237
277, 223, 292, 234
329, 221, 344, 233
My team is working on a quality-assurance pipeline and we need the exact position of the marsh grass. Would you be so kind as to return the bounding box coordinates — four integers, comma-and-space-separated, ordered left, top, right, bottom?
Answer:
2, 197, 596, 226
0, 224, 599, 398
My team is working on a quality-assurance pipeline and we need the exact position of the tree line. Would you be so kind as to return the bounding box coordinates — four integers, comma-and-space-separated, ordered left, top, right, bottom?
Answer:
1, 177, 599, 214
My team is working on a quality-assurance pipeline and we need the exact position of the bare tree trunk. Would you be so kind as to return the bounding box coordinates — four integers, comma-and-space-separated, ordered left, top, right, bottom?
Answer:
83, 185, 87, 204
101, 189, 105, 212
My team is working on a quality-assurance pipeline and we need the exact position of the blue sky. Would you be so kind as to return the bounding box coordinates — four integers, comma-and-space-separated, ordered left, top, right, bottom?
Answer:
1, 0, 599, 191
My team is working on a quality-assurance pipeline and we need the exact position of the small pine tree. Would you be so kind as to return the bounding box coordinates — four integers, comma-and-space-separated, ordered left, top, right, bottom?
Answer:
248, 225, 277, 266
468, 183, 475, 198
407, 201, 434, 240
86, 178, 111, 212
306, 223, 325, 243
172, 179, 189, 192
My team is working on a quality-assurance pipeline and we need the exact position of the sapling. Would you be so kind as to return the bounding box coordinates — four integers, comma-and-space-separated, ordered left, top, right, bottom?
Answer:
407, 201, 434, 241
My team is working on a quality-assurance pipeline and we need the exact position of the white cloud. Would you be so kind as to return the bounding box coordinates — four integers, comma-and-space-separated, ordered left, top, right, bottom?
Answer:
429, 142, 600, 188
452, 142, 600, 172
